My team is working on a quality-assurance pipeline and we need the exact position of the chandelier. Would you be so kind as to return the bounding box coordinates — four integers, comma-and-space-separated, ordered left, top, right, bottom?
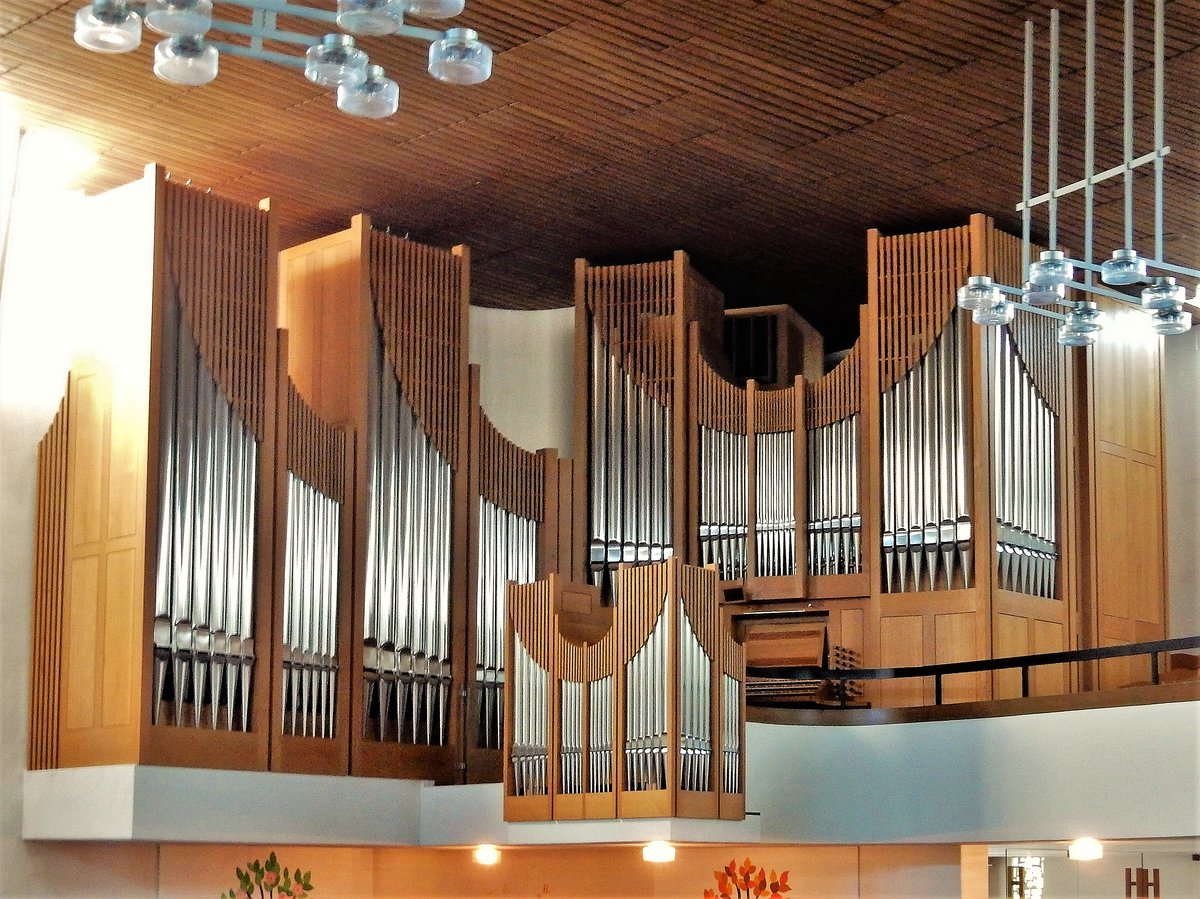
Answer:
72, 0, 493, 119
957, 0, 1197, 345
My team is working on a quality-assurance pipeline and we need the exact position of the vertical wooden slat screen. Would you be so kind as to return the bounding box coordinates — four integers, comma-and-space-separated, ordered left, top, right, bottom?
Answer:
29, 393, 70, 770
754, 382, 797, 434
163, 181, 270, 441
806, 342, 862, 428
477, 409, 545, 523
368, 232, 465, 466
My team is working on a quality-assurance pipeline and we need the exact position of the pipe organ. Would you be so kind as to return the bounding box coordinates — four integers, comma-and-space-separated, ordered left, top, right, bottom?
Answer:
806, 345, 863, 579
467, 369, 548, 775
876, 229, 973, 594
27, 160, 1169, 815
752, 385, 799, 580
505, 564, 744, 823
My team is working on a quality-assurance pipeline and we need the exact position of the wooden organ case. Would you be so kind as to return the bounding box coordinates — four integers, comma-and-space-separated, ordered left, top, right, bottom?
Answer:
28, 165, 1170, 827
29, 167, 278, 771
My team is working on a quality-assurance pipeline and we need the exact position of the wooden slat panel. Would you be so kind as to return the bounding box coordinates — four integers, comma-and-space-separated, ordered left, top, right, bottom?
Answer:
368, 230, 465, 467
28, 392, 69, 770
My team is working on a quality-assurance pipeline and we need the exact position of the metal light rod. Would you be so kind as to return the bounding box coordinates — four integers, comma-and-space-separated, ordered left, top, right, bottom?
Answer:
1015, 148, 1171, 212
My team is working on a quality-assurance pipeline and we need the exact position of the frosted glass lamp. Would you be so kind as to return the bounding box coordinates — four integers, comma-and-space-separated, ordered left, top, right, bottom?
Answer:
1150, 308, 1192, 336
408, 0, 465, 18
1140, 276, 1186, 311
428, 28, 492, 84
305, 34, 369, 87
74, 0, 141, 53
337, 64, 400, 118
1028, 250, 1073, 287
1100, 248, 1147, 286
972, 297, 1015, 326
956, 275, 1000, 311
154, 36, 218, 85
337, 0, 405, 36
1023, 281, 1065, 306
1057, 303, 1103, 346
144, 0, 212, 36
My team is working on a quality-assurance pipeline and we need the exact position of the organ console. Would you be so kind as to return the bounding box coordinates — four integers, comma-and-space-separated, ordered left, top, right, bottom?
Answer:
27, 166, 1171, 823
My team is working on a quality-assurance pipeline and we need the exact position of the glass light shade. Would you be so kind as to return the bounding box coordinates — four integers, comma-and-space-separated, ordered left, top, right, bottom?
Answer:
337, 0, 405, 36
1150, 308, 1192, 336
1100, 248, 1148, 286
473, 844, 501, 865
1140, 276, 1186, 311
642, 841, 676, 863
407, 0, 465, 18
1028, 249, 1074, 287
1022, 281, 1065, 306
428, 27, 492, 84
144, 0, 211, 36
337, 64, 400, 118
956, 275, 1000, 311
1057, 303, 1102, 346
972, 298, 1015, 326
1067, 838, 1104, 861
305, 34, 369, 87
154, 36, 218, 85
74, 0, 141, 53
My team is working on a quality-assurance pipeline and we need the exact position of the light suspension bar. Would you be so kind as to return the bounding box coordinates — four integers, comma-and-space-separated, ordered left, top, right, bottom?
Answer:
73, 0, 492, 118
960, 0, 1195, 346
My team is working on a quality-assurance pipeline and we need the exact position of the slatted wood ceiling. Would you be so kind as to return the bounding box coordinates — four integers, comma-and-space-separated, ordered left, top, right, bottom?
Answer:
2, 0, 1197, 347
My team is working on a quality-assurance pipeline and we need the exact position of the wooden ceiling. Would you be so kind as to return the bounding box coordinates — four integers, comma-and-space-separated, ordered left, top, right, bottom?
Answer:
1, 0, 1197, 348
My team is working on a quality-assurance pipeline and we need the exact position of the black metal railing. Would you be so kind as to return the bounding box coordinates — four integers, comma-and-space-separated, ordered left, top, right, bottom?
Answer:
747, 635, 1200, 707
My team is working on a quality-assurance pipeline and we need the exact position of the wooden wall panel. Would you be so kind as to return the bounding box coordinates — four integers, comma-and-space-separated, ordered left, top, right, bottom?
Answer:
1088, 300, 1167, 685
934, 611, 978, 704
993, 612, 1028, 700
878, 615, 924, 708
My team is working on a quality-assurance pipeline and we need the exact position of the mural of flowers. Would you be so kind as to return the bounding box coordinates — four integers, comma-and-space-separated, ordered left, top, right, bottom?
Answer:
704, 857, 791, 899
220, 852, 314, 899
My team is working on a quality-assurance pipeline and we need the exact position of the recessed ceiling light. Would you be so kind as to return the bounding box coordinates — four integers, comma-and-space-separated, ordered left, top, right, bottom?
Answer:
473, 844, 501, 865
1067, 837, 1103, 861
642, 841, 675, 863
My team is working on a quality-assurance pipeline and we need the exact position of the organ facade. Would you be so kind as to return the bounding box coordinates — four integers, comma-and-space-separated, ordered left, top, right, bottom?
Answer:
27, 168, 1171, 824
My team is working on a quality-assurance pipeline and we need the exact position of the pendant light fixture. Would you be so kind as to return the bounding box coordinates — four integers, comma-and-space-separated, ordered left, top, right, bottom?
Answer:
957, 0, 1197, 345
72, 0, 493, 118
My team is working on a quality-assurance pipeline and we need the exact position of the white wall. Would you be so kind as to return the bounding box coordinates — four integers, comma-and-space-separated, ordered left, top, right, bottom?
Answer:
468, 305, 575, 457
1163, 325, 1200, 637
747, 702, 1200, 845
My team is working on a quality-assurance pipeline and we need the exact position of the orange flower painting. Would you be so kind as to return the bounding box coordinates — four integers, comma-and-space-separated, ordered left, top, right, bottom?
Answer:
704, 857, 791, 899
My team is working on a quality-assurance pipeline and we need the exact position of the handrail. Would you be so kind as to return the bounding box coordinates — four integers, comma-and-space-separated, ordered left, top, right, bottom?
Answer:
747, 635, 1200, 705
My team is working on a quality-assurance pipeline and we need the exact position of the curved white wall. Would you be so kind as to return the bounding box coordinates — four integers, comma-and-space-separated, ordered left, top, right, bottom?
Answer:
747, 701, 1200, 844
468, 305, 575, 456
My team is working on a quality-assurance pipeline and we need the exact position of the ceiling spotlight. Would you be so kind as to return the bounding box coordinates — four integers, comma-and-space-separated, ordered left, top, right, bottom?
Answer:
1066, 837, 1104, 861
144, 0, 212, 36
408, 0, 466, 18
337, 0, 405, 36
74, 0, 141, 53
1150, 307, 1192, 336
154, 35, 219, 85
1023, 281, 1066, 306
1028, 250, 1074, 288
642, 841, 676, 863
1140, 276, 1186, 311
1100, 248, 1148, 286
305, 34, 369, 87
1057, 302, 1103, 347
473, 844, 501, 865
428, 27, 493, 84
337, 64, 400, 118
957, 275, 1001, 311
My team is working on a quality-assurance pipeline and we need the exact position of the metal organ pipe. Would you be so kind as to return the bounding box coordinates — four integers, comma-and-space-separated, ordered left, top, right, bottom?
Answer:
881, 314, 971, 593
363, 332, 453, 745
754, 429, 796, 578
992, 328, 1058, 598
153, 293, 258, 731
806, 415, 861, 577
281, 473, 340, 739
475, 497, 537, 749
